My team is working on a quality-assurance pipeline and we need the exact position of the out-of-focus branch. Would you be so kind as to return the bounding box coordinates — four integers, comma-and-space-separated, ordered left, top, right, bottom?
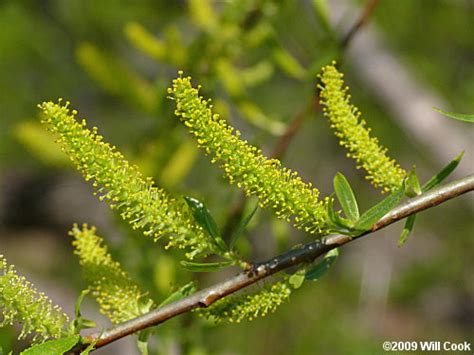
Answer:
71, 174, 474, 353
270, 95, 319, 160
340, 0, 380, 48
223, 0, 381, 238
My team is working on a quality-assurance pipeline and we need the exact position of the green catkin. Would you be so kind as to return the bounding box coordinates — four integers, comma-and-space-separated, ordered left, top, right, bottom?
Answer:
169, 74, 329, 235
319, 63, 407, 192
197, 281, 291, 323
0, 255, 68, 342
71, 224, 153, 323
39, 101, 215, 259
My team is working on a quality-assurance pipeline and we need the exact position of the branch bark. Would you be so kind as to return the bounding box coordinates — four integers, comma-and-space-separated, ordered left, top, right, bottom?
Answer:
340, 0, 380, 48
72, 174, 474, 352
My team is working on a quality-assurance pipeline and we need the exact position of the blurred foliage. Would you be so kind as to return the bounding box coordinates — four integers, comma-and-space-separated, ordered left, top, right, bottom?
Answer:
0, 0, 472, 354
373, 0, 474, 112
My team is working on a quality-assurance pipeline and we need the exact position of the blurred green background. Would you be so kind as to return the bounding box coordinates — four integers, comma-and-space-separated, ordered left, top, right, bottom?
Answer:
0, 0, 473, 354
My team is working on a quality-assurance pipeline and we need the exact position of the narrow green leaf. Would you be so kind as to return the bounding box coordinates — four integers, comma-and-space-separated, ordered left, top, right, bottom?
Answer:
422, 151, 464, 192
355, 183, 405, 231
137, 332, 149, 355
21, 335, 80, 355
184, 196, 228, 253
397, 152, 463, 245
229, 203, 258, 249
74, 289, 89, 318
76, 318, 97, 331
184, 196, 220, 238
433, 107, 474, 123
68, 290, 96, 334
80, 330, 102, 355
289, 269, 306, 289
333, 172, 359, 221
137, 297, 154, 315
405, 170, 421, 197
305, 248, 339, 281
80, 342, 96, 355
398, 214, 416, 247
311, 0, 331, 32
326, 197, 353, 230
158, 281, 197, 307
180, 260, 233, 272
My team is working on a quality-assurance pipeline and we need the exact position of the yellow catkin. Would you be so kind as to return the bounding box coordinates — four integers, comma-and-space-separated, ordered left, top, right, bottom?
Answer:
197, 281, 291, 323
319, 63, 406, 192
71, 224, 153, 323
169, 74, 329, 235
0, 255, 68, 342
39, 101, 214, 259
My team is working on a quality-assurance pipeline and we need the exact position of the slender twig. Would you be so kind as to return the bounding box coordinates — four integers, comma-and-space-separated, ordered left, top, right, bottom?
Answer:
70, 174, 474, 353
341, 0, 380, 48
270, 95, 319, 160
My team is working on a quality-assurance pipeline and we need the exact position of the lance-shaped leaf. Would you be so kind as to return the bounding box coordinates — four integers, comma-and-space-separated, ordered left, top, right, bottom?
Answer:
326, 197, 355, 233
405, 169, 421, 197
398, 214, 416, 247
433, 107, 474, 123
137, 333, 150, 355
184, 196, 228, 253
289, 268, 306, 289
21, 335, 80, 355
229, 203, 259, 250
158, 282, 197, 307
422, 151, 464, 192
67, 290, 96, 334
333, 172, 359, 222
305, 248, 339, 281
180, 260, 234, 272
355, 182, 405, 232
398, 152, 463, 246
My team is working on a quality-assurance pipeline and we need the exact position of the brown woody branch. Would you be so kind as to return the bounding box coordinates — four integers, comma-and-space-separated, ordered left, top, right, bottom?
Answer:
341, 0, 380, 48
72, 174, 474, 352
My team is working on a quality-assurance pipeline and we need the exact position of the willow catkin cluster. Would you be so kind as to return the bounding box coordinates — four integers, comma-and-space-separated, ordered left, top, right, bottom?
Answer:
71, 224, 153, 323
319, 63, 406, 192
39, 101, 214, 259
197, 281, 291, 323
0, 255, 68, 342
169, 74, 329, 235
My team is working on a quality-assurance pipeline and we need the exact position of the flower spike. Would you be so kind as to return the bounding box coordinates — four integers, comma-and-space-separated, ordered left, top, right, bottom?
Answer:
197, 281, 291, 323
0, 255, 68, 342
39, 101, 216, 259
319, 63, 407, 192
169, 73, 329, 235
71, 224, 153, 323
